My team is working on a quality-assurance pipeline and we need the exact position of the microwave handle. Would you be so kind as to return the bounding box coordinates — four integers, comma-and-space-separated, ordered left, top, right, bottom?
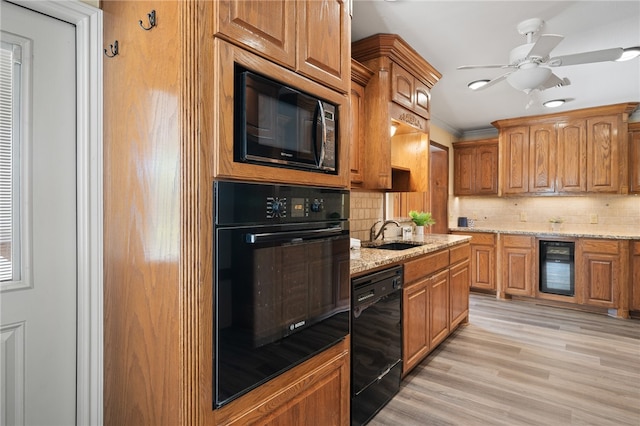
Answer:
315, 100, 327, 168
245, 226, 343, 244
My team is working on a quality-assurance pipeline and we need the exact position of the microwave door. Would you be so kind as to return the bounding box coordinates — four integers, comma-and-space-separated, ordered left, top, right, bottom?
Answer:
313, 100, 327, 168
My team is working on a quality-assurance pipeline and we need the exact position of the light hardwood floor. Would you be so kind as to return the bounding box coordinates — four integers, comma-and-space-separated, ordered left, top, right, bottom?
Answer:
370, 293, 640, 426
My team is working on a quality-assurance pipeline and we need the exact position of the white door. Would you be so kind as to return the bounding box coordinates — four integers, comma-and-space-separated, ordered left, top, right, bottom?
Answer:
0, 1, 77, 425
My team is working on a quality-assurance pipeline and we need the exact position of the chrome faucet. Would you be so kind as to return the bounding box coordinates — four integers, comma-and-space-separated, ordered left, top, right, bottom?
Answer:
370, 220, 401, 241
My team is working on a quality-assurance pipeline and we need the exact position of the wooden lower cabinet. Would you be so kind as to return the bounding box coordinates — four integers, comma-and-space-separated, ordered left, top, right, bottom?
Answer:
450, 258, 471, 328
501, 235, 535, 297
632, 241, 640, 312
428, 269, 450, 349
403, 278, 430, 373
214, 338, 350, 425
578, 239, 627, 313
402, 243, 470, 375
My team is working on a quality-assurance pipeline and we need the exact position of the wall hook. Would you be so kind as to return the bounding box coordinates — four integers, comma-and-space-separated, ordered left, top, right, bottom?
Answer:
104, 40, 119, 58
139, 10, 157, 31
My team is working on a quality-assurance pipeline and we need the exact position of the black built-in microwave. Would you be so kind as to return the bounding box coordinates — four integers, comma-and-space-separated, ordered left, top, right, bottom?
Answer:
234, 66, 338, 174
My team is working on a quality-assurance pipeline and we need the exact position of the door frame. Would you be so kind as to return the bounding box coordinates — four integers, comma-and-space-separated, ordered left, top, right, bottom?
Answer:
9, 1, 103, 424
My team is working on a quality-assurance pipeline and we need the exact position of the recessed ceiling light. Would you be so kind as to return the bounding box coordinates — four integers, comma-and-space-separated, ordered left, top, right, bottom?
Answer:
616, 47, 640, 62
468, 80, 490, 90
543, 99, 565, 108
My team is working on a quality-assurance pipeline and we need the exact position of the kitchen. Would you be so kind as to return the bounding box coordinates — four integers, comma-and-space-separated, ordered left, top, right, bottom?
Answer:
1, 1, 638, 425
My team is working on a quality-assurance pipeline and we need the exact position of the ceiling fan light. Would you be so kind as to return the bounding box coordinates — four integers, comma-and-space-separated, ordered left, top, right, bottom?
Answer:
506, 67, 552, 91
543, 99, 565, 108
468, 79, 490, 90
616, 47, 640, 61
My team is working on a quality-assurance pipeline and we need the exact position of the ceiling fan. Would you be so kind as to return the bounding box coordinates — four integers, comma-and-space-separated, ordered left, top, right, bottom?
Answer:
458, 18, 637, 94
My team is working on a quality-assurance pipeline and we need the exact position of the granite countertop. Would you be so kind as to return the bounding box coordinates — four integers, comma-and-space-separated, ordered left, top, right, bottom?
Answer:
449, 226, 640, 240
350, 234, 471, 276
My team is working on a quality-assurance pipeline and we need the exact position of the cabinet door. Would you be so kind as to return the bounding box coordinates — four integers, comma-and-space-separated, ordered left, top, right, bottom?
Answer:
557, 119, 587, 192
502, 235, 535, 296
450, 260, 470, 328
629, 127, 640, 194
476, 144, 499, 194
632, 241, 640, 311
454, 147, 475, 195
582, 252, 619, 308
349, 81, 365, 185
429, 269, 450, 349
297, 0, 350, 93
471, 244, 496, 290
391, 62, 414, 111
403, 280, 429, 374
413, 79, 430, 118
529, 123, 556, 193
587, 115, 619, 192
502, 126, 529, 194
217, 0, 296, 67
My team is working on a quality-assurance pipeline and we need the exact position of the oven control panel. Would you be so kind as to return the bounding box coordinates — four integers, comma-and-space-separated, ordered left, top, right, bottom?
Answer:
266, 197, 324, 219
215, 180, 348, 225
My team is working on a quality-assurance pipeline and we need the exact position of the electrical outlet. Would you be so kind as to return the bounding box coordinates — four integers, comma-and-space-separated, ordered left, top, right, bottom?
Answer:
520, 211, 527, 222
590, 213, 598, 224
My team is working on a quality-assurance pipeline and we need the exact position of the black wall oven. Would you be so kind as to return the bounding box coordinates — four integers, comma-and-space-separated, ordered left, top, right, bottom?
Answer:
213, 180, 350, 408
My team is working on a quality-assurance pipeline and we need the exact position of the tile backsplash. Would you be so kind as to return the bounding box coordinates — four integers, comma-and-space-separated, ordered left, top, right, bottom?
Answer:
449, 195, 640, 233
351, 190, 639, 238
350, 191, 385, 241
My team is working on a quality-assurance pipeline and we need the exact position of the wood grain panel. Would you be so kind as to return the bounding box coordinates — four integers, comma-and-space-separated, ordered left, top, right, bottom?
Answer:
472, 244, 495, 290
629, 122, 640, 193
529, 123, 556, 193
469, 232, 496, 246
449, 243, 470, 266
450, 260, 470, 328
587, 115, 619, 192
349, 72, 366, 185
216, 0, 296, 67
404, 250, 449, 284
297, 0, 350, 93
391, 62, 414, 110
403, 280, 429, 374
476, 143, 498, 194
502, 127, 529, 194
103, 1, 183, 424
453, 147, 474, 195
429, 270, 450, 348
632, 241, 640, 311
557, 119, 587, 192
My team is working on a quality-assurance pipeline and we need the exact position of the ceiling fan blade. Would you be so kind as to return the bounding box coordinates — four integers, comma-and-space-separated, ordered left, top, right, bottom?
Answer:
527, 34, 564, 59
457, 64, 511, 70
547, 47, 623, 66
473, 72, 511, 90
537, 72, 570, 90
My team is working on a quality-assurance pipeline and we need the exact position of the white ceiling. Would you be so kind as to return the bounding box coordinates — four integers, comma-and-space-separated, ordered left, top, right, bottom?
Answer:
351, 1, 640, 137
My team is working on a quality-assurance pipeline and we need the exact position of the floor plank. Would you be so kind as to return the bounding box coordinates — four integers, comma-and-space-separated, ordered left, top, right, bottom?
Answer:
369, 293, 640, 426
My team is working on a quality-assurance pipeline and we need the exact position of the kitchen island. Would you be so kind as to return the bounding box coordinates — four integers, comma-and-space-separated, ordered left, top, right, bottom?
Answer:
350, 234, 472, 376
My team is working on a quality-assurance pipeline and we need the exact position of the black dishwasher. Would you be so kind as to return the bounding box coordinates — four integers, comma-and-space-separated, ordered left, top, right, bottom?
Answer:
351, 265, 403, 426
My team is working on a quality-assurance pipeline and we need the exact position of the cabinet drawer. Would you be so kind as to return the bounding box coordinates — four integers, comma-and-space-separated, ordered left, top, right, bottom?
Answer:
404, 249, 449, 284
581, 239, 619, 254
470, 232, 496, 245
450, 243, 470, 265
502, 234, 534, 248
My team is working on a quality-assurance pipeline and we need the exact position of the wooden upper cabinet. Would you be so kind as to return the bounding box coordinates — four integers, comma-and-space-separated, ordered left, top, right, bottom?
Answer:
630, 122, 640, 194
587, 115, 620, 193
216, 0, 350, 93
494, 102, 638, 195
453, 139, 498, 195
350, 60, 374, 187
297, 0, 351, 93
557, 119, 587, 192
352, 34, 441, 191
391, 63, 430, 119
529, 123, 556, 193
501, 126, 529, 194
